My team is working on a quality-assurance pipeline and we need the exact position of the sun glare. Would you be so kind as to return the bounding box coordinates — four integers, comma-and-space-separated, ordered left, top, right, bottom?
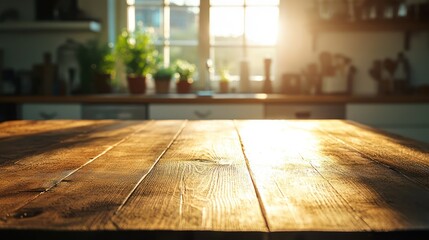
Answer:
211, 6, 279, 45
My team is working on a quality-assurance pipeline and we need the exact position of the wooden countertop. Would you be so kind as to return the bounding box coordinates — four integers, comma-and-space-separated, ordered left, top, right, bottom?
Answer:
1, 120, 429, 240
1, 94, 429, 104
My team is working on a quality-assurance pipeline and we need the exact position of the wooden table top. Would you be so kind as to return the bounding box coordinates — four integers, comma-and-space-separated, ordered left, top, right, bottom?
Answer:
1, 120, 429, 240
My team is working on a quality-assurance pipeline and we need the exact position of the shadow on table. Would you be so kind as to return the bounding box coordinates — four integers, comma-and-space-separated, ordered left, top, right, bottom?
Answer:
0, 120, 141, 166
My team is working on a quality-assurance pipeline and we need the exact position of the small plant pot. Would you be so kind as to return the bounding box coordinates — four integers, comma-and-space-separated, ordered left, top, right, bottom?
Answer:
219, 81, 229, 93
176, 79, 192, 94
155, 80, 171, 94
94, 73, 112, 94
127, 75, 146, 94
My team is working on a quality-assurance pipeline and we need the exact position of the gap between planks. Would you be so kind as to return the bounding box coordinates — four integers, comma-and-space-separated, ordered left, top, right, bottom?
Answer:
233, 119, 271, 235
109, 120, 188, 229
2, 120, 154, 220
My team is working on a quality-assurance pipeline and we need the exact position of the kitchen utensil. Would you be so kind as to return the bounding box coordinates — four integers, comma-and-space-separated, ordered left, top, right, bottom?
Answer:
239, 60, 250, 92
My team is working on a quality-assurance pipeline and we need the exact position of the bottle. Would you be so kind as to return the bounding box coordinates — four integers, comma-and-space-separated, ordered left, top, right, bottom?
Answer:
57, 39, 80, 94
263, 58, 272, 93
240, 59, 250, 93
33, 53, 56, 95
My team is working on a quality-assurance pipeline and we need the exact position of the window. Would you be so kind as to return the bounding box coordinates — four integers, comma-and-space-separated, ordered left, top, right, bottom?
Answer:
126, 0, 279, 89
210, 0, 278, 82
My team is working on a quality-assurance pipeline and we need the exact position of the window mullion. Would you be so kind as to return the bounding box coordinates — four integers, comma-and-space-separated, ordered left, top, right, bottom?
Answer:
199, 0, 210, 90
164, 0, 170, 66
243, 1, 247, 59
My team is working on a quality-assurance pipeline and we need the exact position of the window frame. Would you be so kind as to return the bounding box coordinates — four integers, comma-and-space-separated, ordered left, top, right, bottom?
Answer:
119, 0, 281, 92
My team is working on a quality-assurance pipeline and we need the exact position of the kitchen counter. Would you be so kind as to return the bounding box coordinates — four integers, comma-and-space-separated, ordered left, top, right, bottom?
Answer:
1, 120, 429, 240
1, 94, 429, 104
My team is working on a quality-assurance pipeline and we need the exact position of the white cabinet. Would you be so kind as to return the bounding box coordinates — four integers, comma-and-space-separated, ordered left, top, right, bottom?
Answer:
149, 104, 264, 120
82, 104, 147, 120
21, 103, 81, 120
265, 104, 345, 119
346, 104, 429, 143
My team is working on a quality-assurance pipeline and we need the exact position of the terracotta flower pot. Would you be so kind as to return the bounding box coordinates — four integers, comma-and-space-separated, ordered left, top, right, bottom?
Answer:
94, 73, 112, 94
176, 79, 193, 94
219, 81, 229, 93
154, 80, 171, 94
127, 75, 146, 94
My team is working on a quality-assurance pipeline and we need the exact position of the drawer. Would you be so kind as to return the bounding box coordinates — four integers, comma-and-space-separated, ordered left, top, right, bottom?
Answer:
82, 104, 148, 120
265, 104, 345, 119
347, 104, 429, 127
21, 103, 81, 120
149, 104, 264, 120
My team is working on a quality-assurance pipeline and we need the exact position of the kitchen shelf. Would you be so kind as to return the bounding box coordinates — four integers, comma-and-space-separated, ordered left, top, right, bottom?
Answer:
0, 21, 101, 33
309, 20, 429, 51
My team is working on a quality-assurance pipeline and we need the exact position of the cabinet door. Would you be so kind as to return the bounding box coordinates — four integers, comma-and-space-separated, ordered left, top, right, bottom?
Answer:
149, 104, 264, 120
265, 104, 345, 119
382, 127, 429, 143
82, 104, 148, 120
21, 103, 81, 120
346, 104, 429, 127
346, 104, 429, 143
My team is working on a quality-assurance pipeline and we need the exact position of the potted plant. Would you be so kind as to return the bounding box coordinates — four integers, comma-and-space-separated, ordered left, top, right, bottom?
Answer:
174, 59, 196, 94
115, 29, 159, 94
78, 39, 115, 94
153, 66, 174, 94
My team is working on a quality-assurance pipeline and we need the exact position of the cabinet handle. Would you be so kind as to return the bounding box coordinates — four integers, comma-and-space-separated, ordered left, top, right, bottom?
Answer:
39, 112, 57, 120
194, 110, 212, 119
295, 111, 311, 119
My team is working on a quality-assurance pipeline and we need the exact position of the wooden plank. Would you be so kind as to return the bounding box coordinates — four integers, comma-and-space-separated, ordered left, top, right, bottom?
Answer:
0, 120, 147, 216
234, 120, 369, 232
0, 120, 103, 138
111, 120, 267, 233
0, 120, 118, 166
319, 120, 429, 188
0, 120, 185, 231
284, 120, 429, 231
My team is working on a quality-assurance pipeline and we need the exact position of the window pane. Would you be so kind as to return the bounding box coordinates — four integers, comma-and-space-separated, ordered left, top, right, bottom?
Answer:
212, 47, 243, 77
246, 0, 279, 6
135, 0, 162, 5
170, 7, 199, 41
135, 7, 163, 40
210, 7, 244, 45
170, 0, 200, 6
245, 7, 278, 45
210, 0, 244, 6
170, 46, 199, 70
247, 47, 276, 79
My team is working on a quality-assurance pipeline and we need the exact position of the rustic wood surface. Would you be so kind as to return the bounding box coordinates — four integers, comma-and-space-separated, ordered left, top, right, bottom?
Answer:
0, 120, 428, 240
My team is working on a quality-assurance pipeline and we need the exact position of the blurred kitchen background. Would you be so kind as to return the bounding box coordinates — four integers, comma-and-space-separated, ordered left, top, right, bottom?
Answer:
1, 0, 428, 95
0, 0, 429, 142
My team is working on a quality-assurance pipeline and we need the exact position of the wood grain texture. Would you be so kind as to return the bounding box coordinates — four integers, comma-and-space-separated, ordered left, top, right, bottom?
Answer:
285, 120, 429, 231
111, 120, 267, 232
1, 120, 429, 240
0, 120, 147, 216
319, 120, 429, 188
0, 120, 116, 166
235, 120, 369, 232
0, 120, 185, 230
0, 120, 99, 138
